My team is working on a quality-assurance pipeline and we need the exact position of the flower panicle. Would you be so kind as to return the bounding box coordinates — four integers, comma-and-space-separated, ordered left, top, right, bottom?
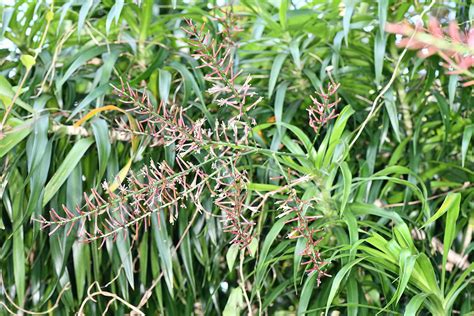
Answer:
38, 159, 209, 244
182, 18, 261, 119
278, 190, 330, 286
40, 10, 260, 248
307, 81, 341, 133
114, 83, 253, 158
214, 162, 255, 247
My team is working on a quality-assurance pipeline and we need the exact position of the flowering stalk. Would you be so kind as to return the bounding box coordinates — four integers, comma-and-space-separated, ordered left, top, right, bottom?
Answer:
39, 80, 263, 245
214, 162, 255, 246
38, 157, 217, 243
307, 81, 341, 134
277, 190, 330, 286
182, 18, 262, 121
39, 12, 332, 286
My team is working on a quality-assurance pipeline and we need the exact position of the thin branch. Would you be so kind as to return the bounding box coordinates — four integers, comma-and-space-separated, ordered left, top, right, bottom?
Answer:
349, 0, 435, 149
380, 182, 472, 208
239, 250, 253, 315
0, 282, 71, 315
77, 282, 143, 316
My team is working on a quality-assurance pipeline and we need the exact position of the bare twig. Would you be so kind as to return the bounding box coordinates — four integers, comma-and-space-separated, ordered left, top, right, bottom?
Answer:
0, 281, 71, 315
51, 124, 132, 142
77, 282, 143, 315
379, 182, 472, 208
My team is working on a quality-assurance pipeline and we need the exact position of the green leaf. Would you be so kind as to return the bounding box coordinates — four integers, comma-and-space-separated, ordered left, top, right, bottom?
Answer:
262, 278, 293, 310
416, 253, 440, 294
223, 288, 243, 316
445, 263, 474, 309
42, 138, 94, 206
422, 192, 461, 228
321, 105, 355, 167
248, 237, 258, 258
139, 0, 153, 44
347, 274, 359, 316
0, 75, 33, 112
342, 0, 358, 44
152, 212, 174, 297
57, 45, 114, 88
340, 161, 352, 214
325, 257, 365, 315
226, 244, 240, 271
139, 232, 149, 285
350, 202, 403, 224
297, 272, 318, 316
433, 92, 451, 153
69, 164, 88, 299
404, 294, 428, 316
289, 39, 301, 69
255, 122, 315, 158
116, 233, 135, 289
274, 82, 288, 135
461, 124, 473, 167
91, 118, 111, 182
72, 241, 89, 299
9, 171, 25, 305
78, 0, 93, 36
169, 61, 212, 121
303, 69, 321, 90
374, 31, 386, 84
20, 54, 35, 69
255, 216, 288, 288
0, 119, 33, 158
69, 84, 112, 120
159, 68, 172, 104
394, 250, 418, 305
441, 192, 461, 292
268, 54, 287, 97
378, 0, 388, 32
393, 223, 415, 252
279, 0, 288, 29
375, 0, 388, 82
178, 215, 196, 292
106, 0, 124, 34
384, 88, 401, 142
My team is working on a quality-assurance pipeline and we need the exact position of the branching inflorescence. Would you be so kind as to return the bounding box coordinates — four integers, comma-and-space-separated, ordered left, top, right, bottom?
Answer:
183, 18, 262, 119
214, 163, 255, 247
307, 81, 341, 133
39, 158, 210, 244
278, 190, 330, 285
38, 11, 329, 284
39, 15, 259, 247
39, 83, 255, 244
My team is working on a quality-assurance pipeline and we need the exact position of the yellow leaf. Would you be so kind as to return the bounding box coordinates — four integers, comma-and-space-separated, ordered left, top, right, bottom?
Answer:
75, 105, 140, 191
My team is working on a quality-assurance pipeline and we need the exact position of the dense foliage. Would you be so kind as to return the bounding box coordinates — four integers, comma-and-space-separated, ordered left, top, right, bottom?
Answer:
0, 1, 473, 315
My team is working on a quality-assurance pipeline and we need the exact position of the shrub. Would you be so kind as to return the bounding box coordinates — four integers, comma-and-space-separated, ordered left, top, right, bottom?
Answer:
0, 1, 472, 315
